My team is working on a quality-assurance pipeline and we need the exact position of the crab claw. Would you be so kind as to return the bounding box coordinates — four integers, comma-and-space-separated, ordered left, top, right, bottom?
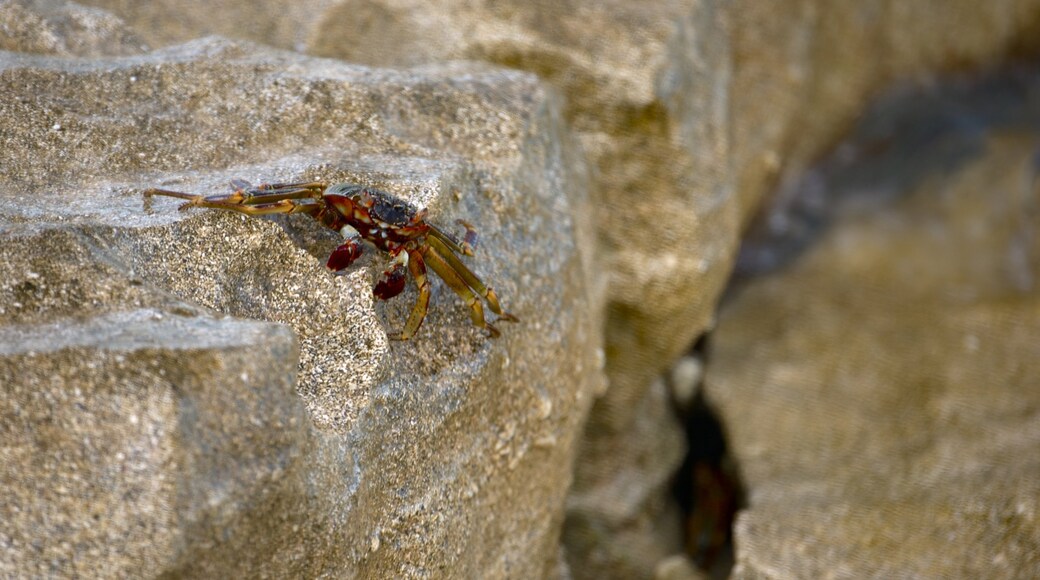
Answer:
327, 239, 363, 272
374, 264, 407, 300
324, 187, 363, 219
374, 251, 410, 300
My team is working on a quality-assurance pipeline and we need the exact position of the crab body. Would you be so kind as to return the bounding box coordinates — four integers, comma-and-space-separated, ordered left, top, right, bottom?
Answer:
144, 180, 517, 339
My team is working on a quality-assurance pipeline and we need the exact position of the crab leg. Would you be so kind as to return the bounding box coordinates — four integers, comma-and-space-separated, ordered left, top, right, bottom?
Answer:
456, 219, 479, 255
145, 183, 325, 206
428, 224, 472, 257
147, 193, 323, 217
373, 250, 409, 300
420, 244, 501, 338
425, 235, 518, 322
397, 250, 432, 341
246, 181, 327, 193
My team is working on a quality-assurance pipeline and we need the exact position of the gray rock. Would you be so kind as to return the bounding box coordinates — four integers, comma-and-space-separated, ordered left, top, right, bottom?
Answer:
0, 311, 308, 577
78, 0, 735, 417
709, 72, 1040, 578
0, 34, 602, 577
288, 3, 735, 575
0, 0, 147, 56
730, 0, 1040, 220
10, 1, 1040, 577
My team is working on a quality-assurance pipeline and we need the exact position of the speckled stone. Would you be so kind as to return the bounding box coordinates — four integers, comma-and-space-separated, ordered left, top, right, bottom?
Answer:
710, 72, 1040, 578
730, 0, 1040, 220
0, 30, 602, 578
67, 1, 1040, 577
0, 0, 147, 56
0, 311, 305, 577
270, 3, 734, 575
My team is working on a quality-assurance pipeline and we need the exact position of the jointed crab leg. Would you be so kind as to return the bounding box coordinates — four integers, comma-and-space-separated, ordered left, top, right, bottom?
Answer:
456, 219, 479, 255
243, 181, 327, 193
145, 183, 325, 203
427, 224, 470, 256
420, 244, 501, 338
425, 235, 518, 322
144, 184, 325, 215
399, 250, 431, 340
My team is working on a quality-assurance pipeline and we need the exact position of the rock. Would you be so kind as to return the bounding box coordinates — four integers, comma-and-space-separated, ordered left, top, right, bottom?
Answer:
296, 3, 736, 575
0, 311, 309, 577
654, 554, 708, 580
708, 69, 1040, 578
730, 0, 1040, 220
28, 1, 1040, 577
84, 0, 736, 418
0, 0, 147, 56
0, 32, 602, 577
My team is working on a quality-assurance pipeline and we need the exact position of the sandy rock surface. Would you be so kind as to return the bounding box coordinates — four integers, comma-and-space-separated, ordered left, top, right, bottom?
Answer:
0, 20, 602, 578
712, 68, 1040, 578
5, 0, 1040, 577
730, 0, 1040, 221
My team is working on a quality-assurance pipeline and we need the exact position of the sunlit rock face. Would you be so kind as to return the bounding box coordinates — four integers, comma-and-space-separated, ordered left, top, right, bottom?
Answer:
0, 19, 602, 577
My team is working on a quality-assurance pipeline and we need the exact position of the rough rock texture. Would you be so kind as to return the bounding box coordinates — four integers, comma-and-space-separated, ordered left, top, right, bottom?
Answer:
8, 0, 1040, 577
710, 69, 1040, 578
0, 0, 147, 56
1, 312, 307, 577
300, 3, 735, 574
0, 29, 602, 578
82, 0, 733, 439
731, 0, 1040, 222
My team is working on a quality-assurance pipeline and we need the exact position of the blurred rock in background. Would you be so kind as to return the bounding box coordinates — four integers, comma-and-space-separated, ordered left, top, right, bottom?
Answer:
713, 66, 1040, 578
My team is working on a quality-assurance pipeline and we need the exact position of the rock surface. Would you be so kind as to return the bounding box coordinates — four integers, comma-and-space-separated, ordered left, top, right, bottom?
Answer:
0, 0, 147, 56
731, 0, 1040, 221
710, 68, 1040, 578
6, 0, 1040, 577
81, 0, 736, 442
289, 2, 736, 574
0, 29, 602, 578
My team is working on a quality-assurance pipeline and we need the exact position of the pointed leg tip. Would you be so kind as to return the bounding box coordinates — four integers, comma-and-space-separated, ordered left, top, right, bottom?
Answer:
499, 313, 519, 323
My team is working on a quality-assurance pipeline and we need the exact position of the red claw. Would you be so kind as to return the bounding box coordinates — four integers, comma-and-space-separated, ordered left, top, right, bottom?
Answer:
374, 265, 407, 300
327, 239, 363, 271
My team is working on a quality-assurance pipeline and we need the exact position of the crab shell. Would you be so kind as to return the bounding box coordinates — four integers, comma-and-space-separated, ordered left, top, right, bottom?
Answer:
317, 184, 517, 338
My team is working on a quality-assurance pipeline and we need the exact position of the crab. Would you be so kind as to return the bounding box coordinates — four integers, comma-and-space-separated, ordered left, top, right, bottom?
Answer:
144, 179, 518, 340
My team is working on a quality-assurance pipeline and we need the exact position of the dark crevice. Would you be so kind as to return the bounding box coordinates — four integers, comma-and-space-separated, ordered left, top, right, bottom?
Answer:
669, 334, 746, 579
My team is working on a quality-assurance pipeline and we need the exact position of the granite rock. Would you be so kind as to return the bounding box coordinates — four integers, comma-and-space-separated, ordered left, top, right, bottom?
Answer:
0, 33, 602, 577
291, 3, 736, 574
81, 0, 735, 425
0, 0, 147, 56
730, 0, 1040, 221
710, 69, 1040, 578
10, 1, 1040, 577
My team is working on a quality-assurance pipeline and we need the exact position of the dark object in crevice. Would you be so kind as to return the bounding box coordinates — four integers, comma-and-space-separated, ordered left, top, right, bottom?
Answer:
670, 335, 746, 578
